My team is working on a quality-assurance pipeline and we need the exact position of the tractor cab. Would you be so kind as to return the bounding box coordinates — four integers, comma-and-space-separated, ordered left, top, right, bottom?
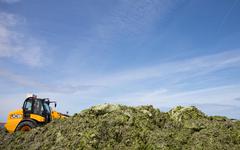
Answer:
22, 96, 54, 123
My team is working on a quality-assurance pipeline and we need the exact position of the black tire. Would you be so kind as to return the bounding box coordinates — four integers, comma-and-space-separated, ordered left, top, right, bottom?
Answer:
16, 120, 37, 131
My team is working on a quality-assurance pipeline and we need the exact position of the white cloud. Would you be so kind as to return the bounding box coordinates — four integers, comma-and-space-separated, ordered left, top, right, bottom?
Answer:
0, 94, 23, 122
1, 49, 239, 100
110, 85, 240, 114
85, 50, 240, 86
0, 12, 44, 67
66, 50, 240, 116
0, 68, 103, 94
53, 50, 240, 118
194, 103, 240, 119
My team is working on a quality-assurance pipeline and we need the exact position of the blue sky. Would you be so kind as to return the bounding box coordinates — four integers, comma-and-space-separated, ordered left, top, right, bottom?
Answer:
0, 0, 240, 122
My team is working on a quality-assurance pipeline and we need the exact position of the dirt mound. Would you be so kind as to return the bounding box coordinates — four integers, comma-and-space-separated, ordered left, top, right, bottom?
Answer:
1, 104, 240, 149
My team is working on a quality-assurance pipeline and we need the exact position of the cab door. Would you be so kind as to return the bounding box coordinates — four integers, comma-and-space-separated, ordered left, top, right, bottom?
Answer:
42, 102, 52, 123
33, 99, 44, 116
22, 98, 33, 118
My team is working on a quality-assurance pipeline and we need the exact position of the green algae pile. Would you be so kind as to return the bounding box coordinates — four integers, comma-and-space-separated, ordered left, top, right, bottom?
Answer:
1, 104, 240, 150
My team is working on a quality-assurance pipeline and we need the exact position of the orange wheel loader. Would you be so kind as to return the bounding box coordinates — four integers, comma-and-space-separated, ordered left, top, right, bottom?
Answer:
4, 94, 69, 133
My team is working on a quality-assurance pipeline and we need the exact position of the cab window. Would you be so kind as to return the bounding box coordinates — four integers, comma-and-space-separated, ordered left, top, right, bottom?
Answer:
24, 100, 32, 111
43, 102, 51, 114
33, 100, 43, 115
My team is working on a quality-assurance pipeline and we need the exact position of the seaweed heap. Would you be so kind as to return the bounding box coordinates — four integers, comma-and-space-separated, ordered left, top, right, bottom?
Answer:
0, 104, 240, 150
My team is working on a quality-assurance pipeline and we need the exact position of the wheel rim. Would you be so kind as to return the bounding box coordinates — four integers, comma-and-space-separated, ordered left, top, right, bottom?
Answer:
20, 126, 31, 131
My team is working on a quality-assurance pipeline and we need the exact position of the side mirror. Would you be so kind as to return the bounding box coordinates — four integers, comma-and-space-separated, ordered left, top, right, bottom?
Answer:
55, 103, 57, 107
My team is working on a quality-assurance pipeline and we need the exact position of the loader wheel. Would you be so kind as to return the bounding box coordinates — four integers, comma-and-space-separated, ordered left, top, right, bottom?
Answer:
16, 121, 37, 132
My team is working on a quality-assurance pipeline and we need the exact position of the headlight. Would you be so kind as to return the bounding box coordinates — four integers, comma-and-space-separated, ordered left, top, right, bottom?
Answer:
10, 114, 22, 119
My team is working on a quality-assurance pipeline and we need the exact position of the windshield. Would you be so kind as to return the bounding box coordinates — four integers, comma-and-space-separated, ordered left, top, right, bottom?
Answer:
43, 102, 51, 114
33, 99, 43, 115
